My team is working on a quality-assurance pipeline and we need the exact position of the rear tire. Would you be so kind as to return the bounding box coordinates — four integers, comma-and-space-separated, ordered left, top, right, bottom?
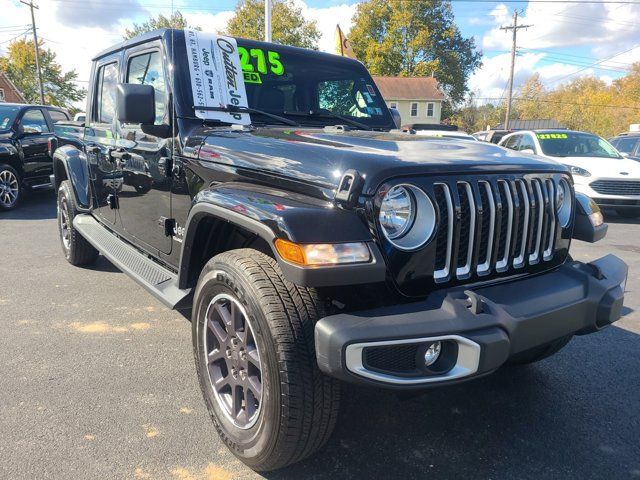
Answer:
0, 164, 21, 211
616, 209, 640, 219
507, 335, 573, 365
57, 180, 99, 266
192, 249, 340, 471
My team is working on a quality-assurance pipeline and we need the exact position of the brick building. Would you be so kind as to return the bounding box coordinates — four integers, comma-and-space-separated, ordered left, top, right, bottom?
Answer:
0, 72, 26, 103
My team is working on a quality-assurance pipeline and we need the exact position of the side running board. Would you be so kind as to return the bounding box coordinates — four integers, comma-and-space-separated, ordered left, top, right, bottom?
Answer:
73, 214, 191, 309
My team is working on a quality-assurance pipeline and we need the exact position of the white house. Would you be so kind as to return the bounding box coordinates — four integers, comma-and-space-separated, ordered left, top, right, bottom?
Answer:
373, 76, 444, 126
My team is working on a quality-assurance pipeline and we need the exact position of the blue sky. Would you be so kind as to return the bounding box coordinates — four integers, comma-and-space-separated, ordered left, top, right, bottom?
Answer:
1, 0, 639, 103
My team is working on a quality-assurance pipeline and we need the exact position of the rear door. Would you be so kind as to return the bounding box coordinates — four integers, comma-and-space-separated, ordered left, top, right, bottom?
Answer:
17, 108, 54, 185
115, 45, 172, 255
85, 57, 120, 224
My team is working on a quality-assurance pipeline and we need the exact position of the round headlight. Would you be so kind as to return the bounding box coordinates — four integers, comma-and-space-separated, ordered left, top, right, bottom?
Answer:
379, 185, 415, 240
556, 178, 572, 228
379, 184, 436, 250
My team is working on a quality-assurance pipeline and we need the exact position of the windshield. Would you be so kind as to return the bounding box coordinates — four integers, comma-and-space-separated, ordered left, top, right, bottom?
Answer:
0, 105, 20, 131
236, 42, 394, 130
611, 137, 639, 154
537, 132, 621, 158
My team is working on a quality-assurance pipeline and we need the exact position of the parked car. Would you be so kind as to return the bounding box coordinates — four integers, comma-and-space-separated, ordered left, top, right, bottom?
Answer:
472, 129, 513, 144
499, 130, 640, 218
0, 103, 70, 210
51, 30, 627, 471
608, 132, 640, 159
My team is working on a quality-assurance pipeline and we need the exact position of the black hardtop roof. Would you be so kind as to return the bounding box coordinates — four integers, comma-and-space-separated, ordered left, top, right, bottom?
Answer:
93, 28, 362, 67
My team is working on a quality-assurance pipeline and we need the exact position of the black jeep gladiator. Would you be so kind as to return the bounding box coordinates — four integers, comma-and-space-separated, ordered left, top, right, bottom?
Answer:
52, 29, 628, 471
0, 103, 69, 210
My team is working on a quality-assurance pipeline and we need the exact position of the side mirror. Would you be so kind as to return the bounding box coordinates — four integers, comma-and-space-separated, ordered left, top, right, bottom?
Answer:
116, 83, 155, 124
389, 107, 401, 129
573, 192, 607, 243
521, 148, 535, 154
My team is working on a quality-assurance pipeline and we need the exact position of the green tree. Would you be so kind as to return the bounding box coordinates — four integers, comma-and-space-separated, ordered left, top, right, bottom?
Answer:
0, 39, 84, 108
124, 11, 197, 40
226, 0, 321, 49
349, 0, 482, 104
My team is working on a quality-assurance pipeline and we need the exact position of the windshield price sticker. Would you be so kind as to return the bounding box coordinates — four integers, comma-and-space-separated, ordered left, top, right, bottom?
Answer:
537, 133, 568, 140
238, 47, 285, 84
184, 29, 250, 125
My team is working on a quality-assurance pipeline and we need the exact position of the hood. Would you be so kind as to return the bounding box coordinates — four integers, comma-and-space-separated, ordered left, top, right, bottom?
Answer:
554, 155, 640, 179
195, 127, 569, 196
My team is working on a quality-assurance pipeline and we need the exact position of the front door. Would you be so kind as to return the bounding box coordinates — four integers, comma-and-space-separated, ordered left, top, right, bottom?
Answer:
115, 47, 172, 255
17, 108, 54, 186
86, 58, 120, 225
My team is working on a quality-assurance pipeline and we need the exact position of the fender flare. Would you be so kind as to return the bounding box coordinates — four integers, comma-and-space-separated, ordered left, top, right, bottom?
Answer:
0, 143, 21, 172
52, 145, 91, 210
178, 184, 386, 289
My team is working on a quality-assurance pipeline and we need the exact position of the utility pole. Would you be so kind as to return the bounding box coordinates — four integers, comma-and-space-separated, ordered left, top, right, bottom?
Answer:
265, 0, 272, 43
500, 11, 531, 130
20, 0, 45, 105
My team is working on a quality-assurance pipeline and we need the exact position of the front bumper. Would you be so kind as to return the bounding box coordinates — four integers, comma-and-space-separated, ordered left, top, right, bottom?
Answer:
315, 254, 628, 388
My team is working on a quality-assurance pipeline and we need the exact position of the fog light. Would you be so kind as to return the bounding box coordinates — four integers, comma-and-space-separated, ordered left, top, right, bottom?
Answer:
424, 341, 441, 366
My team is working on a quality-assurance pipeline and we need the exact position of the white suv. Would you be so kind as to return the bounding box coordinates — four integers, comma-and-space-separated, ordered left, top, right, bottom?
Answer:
499, 130, 640, 218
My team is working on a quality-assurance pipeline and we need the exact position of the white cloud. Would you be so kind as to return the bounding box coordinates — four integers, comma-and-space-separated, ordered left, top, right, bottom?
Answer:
299, 2, 358, 53
471, 0, 640, 99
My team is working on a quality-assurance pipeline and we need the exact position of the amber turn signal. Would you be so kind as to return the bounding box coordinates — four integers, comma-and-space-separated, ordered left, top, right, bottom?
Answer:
274, 239, 371, 266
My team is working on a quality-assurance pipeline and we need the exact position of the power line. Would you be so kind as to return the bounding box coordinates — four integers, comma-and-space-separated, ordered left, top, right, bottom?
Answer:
547, 44, 639, 85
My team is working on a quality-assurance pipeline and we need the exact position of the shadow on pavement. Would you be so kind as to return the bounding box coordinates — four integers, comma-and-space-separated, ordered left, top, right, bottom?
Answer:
268, 325, 640, 480
0, 189, 57, 220
603, 208, 640, 225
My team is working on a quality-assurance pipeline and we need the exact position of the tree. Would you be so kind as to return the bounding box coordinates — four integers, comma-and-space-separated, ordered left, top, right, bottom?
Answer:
124, 11, 197, 40
0, 39, 84, 108
349, 0, 482, 104
226, 0, 321, 49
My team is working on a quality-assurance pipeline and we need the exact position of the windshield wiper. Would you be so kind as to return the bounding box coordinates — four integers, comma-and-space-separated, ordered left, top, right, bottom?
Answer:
284, 110, 373, 131
192, 105, 299, 127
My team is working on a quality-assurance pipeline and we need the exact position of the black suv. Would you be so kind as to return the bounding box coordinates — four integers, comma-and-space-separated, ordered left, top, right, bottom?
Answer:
0, 103, 69, 210
52, 30, 628, 471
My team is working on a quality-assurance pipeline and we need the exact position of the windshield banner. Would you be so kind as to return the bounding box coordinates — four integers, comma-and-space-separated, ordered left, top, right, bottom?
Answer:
184, 29, 250, 125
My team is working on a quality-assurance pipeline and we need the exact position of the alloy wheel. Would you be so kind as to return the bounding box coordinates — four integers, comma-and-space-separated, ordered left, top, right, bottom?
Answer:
59, 197, 71, 251
204, 293, 263, 429
0, 169, 19, 208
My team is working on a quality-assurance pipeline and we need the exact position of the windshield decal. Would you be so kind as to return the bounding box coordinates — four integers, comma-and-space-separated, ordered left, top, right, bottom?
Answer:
537, 133, 568, 140
243, 72, 263, 84
238, 47, 285, 76
184, 29, 250, 125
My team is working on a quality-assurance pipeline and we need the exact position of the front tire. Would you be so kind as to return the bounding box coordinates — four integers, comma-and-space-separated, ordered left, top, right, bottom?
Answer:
192, 249, 340, 471
57, 180, 99, 266
0, 164, 21, 211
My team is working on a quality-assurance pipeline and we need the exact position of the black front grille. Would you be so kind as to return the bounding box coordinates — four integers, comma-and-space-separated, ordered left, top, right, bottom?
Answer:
365, 345, 418, 373
590, 180, 640, 196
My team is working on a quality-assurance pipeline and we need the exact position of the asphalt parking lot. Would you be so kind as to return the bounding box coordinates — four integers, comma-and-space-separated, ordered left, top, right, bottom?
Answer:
1, 190, 639, 480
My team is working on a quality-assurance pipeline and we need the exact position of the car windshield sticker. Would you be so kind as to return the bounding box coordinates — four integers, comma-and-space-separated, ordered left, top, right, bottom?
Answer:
238, 47, 285, 76
366, 84, 376, 96
184, 29, 250, 125
243, 72, 263, 84
536, 133, 568, 140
